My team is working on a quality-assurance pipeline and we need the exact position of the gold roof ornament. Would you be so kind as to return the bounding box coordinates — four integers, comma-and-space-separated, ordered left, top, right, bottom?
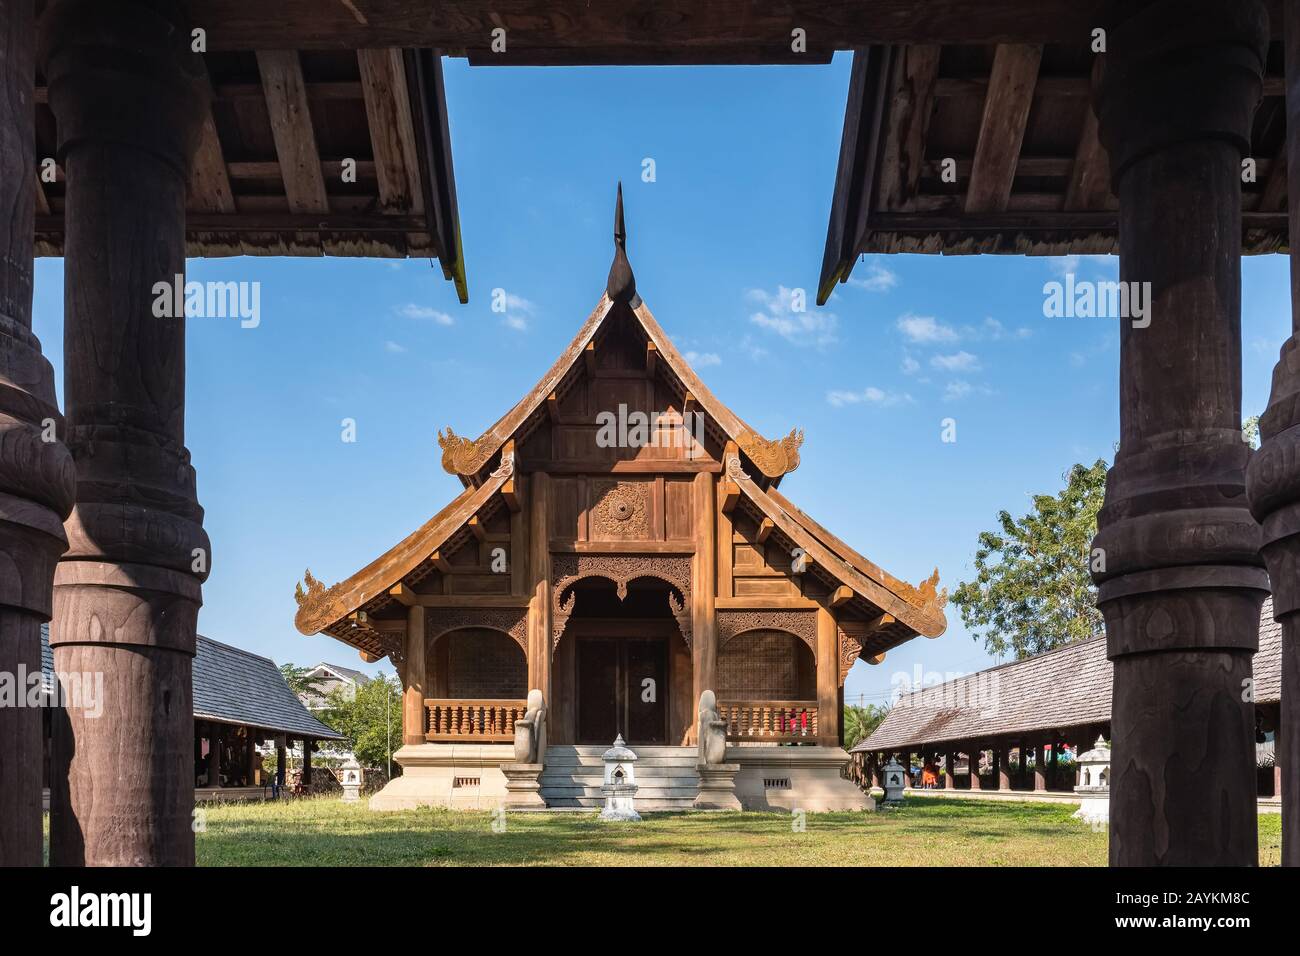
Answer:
736, 427, 804, 478
438, 425, 492, 476
294, 568, 343, 633
897, 567, 948, 614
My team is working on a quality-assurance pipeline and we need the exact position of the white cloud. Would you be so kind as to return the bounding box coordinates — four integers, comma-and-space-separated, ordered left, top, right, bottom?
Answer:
897, 312, 959, 344
383, 340, 408, 354
978, 317, 1032, 341
943, 380, 974, 401
931, 350, 981, 372
846, 261, 899, 293
502, 314, 528, 332
826, 386, 909, 408
901, 355, 921, 375
747, 286, 838, 347
399, 303, 454, 325
685, 350, 722, 368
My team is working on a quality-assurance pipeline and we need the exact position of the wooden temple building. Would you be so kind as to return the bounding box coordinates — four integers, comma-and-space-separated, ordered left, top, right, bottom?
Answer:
850, 600, 1288, 802
292, 190, 948, 811
1, 0, 1299, 866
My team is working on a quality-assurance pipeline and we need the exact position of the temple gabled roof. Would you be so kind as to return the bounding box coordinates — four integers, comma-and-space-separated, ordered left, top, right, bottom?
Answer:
295, 187, 947, 659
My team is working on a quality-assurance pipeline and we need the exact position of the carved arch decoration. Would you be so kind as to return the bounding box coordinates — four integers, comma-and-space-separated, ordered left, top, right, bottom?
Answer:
551, 553, 693, 651
425, 606, 529, 655
716, 609, 817, 656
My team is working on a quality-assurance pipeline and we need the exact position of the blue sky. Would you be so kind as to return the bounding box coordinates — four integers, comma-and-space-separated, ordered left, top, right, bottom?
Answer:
30, 54, 1293, 711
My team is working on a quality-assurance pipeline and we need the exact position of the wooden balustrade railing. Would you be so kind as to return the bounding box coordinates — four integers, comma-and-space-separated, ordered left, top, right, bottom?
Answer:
424, 699, 528, 743
718, 700, 819, 742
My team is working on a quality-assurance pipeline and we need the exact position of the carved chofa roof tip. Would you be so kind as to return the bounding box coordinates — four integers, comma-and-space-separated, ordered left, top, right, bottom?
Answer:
736, 426, 804, 477
438, 425, 492, 476
294, 568, 341, 633
606, 181, 637, 304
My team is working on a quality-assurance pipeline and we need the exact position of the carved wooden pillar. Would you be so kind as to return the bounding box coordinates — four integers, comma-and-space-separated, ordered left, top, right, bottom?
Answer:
527, 473, 552, 711
1248, 0, 1300, 870
691, 470, 717, 742
403, 605, 427, 745
41, 0, 209, 866
815, 606, 839, 747
1092, 0, 1269, 866
0, 0, 76, 868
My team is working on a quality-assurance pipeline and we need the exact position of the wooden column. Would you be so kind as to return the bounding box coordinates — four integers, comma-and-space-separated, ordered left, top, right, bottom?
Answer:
1017, 744, 1027, 781
527, 473, 552, 711
996, 748, 1010, 791
0, 0, 76, 867
275, 738, 286, 789
969, 747, 982, 790
206, 725, 221, 789
402, 605, 427, 745
1093, 0, 1269, 866
691, 471, 717, 742
41, 0, 209, 866
1248, 0, 1300, 869
244, 732, 256, 786
815, 606, 839, 747
302, 741, 313, 786
945, 749, 956, 789
1033, 743, 1047, 792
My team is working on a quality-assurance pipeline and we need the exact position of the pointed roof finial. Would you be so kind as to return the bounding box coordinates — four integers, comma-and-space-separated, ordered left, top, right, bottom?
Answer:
606, 182, 637, 304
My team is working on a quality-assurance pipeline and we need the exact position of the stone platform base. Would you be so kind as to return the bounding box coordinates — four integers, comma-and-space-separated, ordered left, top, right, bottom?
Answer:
369, 743, 514, 811
729, 746, 874, 812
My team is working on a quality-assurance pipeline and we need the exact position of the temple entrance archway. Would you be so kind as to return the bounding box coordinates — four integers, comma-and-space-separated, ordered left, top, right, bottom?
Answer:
550, 578, 693, 746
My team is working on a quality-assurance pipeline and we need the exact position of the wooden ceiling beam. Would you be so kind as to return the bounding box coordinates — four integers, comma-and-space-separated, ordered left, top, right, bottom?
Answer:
226, 159, 376, 180
256, 50, 330, 215
876, 45, 940, 212
1063, 103, 1113, 211
388, 582, 416, 606
357, 48, 424, 215
180, 2, 1145, 53
965, 43, 1043, 214
830, 585, 854, 608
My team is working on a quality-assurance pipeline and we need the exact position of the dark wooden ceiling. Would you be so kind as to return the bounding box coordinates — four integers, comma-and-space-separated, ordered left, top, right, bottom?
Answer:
820, 40, 1291, 303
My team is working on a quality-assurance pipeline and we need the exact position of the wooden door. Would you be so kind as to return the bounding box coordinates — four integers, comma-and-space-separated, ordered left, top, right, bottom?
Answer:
576, 637, 668, 745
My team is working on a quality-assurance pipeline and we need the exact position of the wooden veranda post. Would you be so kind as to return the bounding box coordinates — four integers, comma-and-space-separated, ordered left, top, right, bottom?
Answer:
404, 605, 427, 745
42, 0, 210, 865
528, 472, 552, 710
0, 0, 75, 868
691, 470, 717, 741
1092, 0, 1270, 866
1248, 0, 1300, 868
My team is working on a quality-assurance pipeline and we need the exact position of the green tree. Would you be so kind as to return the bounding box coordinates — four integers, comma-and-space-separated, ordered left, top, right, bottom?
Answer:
843, 703, 889, 751
322, 672, 401, 777
1243, 414, 1261, 450
951, 460, 1107, 660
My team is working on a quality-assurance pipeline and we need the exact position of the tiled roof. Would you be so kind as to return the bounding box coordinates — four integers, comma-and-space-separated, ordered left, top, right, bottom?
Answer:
40, 625, 342, 740
856, 598, 1283, 752
310, 662, 371, 685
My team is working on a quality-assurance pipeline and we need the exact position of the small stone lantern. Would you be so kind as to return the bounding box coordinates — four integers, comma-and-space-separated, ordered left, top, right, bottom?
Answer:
881, 757, 907, 805
340, 756, 363, 803
1072, 736, 1111, 826
599, 734, 641, 821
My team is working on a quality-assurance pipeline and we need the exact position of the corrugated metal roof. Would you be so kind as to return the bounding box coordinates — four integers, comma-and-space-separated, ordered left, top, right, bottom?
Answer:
856, 597, 1283, 752
40, 625, 343, 740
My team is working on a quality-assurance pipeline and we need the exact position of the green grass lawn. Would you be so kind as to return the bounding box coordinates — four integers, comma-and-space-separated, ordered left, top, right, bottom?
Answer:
39, 797, 1281, 866
191, 796, 1138, 867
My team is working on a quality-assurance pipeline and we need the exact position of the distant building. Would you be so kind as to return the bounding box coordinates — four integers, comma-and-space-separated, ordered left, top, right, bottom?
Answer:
40, 626, 343, 798
298, 662, 372, 711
